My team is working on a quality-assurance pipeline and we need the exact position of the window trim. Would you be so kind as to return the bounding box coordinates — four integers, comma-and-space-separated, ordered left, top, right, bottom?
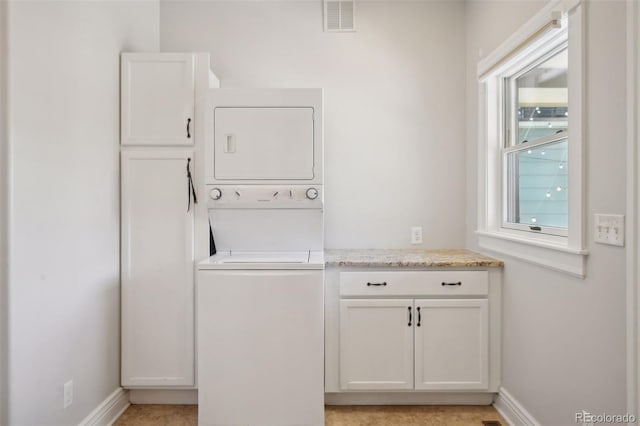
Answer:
476, 0, 587, 277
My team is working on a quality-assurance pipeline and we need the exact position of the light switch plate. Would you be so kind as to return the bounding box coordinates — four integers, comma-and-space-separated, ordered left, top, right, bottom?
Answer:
594, 214, 624, 246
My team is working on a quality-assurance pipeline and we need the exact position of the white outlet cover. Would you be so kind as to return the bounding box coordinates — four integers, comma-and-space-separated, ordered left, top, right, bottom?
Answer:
411, 226, 423, 245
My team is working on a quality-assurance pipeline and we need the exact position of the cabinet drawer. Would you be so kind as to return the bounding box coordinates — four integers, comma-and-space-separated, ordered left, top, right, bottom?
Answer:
340, 271, 488, 297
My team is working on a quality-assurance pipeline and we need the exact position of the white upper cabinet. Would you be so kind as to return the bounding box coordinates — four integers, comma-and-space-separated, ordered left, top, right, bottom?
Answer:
214, 107, 315, 180
121, 53, 195, 146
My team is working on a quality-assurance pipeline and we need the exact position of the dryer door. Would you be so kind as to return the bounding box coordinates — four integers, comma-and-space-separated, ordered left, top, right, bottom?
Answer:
214, 107, 315, 180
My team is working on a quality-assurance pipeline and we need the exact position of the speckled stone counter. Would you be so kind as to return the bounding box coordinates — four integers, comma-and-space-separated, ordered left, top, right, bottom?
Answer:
324, 249, 503, 268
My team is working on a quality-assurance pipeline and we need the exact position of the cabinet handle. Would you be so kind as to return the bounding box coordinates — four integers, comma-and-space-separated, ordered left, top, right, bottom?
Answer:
407, 306, 412, 326
186, 158, 197, 212
441, 281, 462, 286
366, 282, 387, 287
187, 118, 192, 138
417, 307, 421, 327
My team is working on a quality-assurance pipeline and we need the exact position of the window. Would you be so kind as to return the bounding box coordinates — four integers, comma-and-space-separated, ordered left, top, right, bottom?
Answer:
504, 44, 569, 236
476, 0, 587, 277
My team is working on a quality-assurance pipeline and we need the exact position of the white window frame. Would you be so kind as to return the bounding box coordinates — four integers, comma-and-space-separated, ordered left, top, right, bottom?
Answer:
475, 0, 588, 278
501, 39, 569, 237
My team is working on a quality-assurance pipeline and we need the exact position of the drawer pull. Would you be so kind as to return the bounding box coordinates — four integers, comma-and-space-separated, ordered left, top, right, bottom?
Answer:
442, 281, 462, 286
367, 282, 387, 287
417, 307, 421, 327
408, 306, 412, 326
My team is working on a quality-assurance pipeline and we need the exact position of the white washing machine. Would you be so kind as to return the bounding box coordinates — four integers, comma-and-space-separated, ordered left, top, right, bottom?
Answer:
197, 89, 324, 426
198, 251, 324, 426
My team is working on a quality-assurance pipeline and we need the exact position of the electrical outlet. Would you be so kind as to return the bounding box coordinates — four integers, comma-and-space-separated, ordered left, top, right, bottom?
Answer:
411, 226, 423, 245
594, 214, 625, 247
63, 380, 73, 409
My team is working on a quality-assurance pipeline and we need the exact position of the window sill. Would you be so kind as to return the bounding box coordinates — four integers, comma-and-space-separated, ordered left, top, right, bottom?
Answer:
475, 229, 588, 278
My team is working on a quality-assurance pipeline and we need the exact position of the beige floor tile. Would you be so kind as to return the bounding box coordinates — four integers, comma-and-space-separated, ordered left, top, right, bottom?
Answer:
115, 405, 197, 426
115, 404, 506, 426
325, 405, 506, 426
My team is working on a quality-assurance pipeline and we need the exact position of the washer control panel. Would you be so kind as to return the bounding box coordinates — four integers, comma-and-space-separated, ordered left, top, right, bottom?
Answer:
207, 185, 323, 208
209, 188, 222, 200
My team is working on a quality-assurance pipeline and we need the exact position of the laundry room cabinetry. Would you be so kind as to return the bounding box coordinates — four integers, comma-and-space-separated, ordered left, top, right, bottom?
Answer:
339, 299, 414, 390
414, 299, 488, 390
120, 53, 219, 390
340, 297, 489, 392
325, 250, 503, 404
121, 53, 196, 146
121, 149, 196, 387
339, 271, 489, 392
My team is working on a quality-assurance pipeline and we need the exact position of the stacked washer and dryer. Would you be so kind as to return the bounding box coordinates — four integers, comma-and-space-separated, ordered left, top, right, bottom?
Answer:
197, 89, 325, 426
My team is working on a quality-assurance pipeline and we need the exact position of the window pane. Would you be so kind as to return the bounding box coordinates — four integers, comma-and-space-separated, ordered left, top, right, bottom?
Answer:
516, 48, 568, 144
507, 139, 568, 229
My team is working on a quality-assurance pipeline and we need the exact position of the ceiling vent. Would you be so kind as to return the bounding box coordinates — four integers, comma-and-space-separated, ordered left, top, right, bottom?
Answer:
324, 0, 355, 32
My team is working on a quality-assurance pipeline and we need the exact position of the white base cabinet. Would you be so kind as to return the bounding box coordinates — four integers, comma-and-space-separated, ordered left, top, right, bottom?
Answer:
340, 299, 414, 390
340, 298, 489, 392
121, 149, 195, 387
326, 268, 501, 397
414, 299, 488, 390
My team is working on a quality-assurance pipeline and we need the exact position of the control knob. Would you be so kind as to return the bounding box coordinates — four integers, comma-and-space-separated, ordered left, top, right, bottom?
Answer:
209, 188, 222, 200
306, 187, 319, 200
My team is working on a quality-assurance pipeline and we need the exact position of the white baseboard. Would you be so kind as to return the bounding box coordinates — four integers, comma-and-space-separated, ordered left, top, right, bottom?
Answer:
127, 389, 198, 405
325, 392, 495, 406
78, 388, 130, 426
493, 387, 540, 426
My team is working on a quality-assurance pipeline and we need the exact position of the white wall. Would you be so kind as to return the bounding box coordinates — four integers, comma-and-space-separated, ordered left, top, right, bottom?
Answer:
0, 0, 8, 424
465, 1, 628, 423
160, 0, 467, 249
2, 1, 629, 423
6, 2, 159, 424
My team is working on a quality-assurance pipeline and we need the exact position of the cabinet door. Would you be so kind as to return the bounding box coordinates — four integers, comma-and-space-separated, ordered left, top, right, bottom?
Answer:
121, 149, 195, 387
121, 53, 195, 146
340, 299, 414, 390
414, 299, 489, 390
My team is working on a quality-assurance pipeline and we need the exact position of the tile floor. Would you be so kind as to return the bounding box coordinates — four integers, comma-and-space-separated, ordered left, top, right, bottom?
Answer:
115, 404, 506, 425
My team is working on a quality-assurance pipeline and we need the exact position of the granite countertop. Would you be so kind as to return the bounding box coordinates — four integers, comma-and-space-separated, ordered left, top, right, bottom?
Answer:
324, 249, 503, 268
